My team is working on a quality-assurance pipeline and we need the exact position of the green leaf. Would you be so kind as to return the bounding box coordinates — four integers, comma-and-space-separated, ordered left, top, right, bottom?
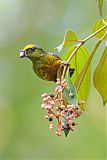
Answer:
63, 69, 78, 137
57, 65, 78, 105
64, 68, 78, 108
63, 128, 69, 137
62, 113, 70, 137
63, 45, 91, 110
92, 17, 107, 40
93, 46, 107, 106
56, 30, 78, 52
98, 0, 104, 17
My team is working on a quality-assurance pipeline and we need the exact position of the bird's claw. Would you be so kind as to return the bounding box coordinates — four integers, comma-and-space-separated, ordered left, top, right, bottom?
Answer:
61, 61, 70, 67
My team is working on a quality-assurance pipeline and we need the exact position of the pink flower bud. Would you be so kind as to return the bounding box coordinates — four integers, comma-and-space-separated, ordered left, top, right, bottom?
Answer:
67, 105, 73, 108
69, 92, 74, 97
55, 107, 58, 111
55, 112, 60, 117
47, 109, 52, 114
71, 114, 74, 118
62, 79, 65, 83
60, 105, 65, 109
44, 105, 48, 109
55, 130, 61, 136
50, 114, 54, 118
62, 83, 67, 88
49, 124, 54, 130
41, 93, 48, 98
47, 105, 52, 109
61, 80, 67, 88
56, 78, 60, 85
68, 108, 73, 112
45, 115, 49, 119
58, 132, 61, 136
68, 120, 72, 124
48, 101, 54, 106
56, 81, 60, 85
55, 131, 59, 135
41, 104, 45, 109
43, 96, 50, 102
60, 127, 64, 131
61, 123, 65, 126
68, 104, 76, 109
55, 87, 58, 92
55, 86, 63, 93
61, 110, 65, 114
58, 88, 63, 93
67, 115, 73, 120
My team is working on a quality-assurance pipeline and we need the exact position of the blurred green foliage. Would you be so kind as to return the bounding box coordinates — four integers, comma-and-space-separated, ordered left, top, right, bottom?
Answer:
0, 0, 107, 159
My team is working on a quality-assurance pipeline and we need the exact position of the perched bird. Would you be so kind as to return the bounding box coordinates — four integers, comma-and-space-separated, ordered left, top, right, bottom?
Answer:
20, 44, 74, 82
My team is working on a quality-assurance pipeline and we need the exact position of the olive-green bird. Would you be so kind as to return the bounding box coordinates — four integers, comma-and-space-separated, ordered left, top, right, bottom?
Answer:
20, 44, 74, 82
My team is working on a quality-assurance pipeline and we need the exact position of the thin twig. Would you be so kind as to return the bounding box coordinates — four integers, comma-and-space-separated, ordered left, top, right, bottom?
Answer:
67, 42, 83, 62
61, 24, 107, 87
60, 65, 67, 105
61, 65, 67, 80
75, 31, 107, 92
83, 24, 107, 42
59, 23, 107, 107
67, 24, 107, 63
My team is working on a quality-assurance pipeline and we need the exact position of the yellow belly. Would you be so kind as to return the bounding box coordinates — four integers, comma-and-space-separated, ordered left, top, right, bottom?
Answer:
33, 59, 61, 81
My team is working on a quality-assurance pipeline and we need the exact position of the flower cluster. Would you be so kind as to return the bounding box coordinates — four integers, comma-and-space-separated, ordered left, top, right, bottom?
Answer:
41, 78, 85, 136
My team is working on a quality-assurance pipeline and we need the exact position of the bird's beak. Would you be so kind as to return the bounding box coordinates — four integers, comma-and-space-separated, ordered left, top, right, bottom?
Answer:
20, 50, 26, 58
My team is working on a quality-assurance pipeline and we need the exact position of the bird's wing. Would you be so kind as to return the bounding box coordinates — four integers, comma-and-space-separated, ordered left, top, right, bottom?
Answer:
49, 52, 61, 60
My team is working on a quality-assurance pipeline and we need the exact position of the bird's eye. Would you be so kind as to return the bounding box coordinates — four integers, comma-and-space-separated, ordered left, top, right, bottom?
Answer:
31, 47, 36, 52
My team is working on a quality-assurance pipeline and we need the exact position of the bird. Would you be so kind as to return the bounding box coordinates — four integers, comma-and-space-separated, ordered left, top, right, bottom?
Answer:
20, 44, 75, 82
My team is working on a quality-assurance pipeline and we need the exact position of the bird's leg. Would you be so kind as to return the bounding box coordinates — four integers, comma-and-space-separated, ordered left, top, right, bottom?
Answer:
61, 61, 75, 78
61, 61, 70, 67
69, 68, 75, 77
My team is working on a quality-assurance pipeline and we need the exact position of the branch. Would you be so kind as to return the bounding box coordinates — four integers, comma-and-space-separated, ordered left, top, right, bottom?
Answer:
61, 24, 107, 82
75, 31, 107, 92
67, 24, 107, 63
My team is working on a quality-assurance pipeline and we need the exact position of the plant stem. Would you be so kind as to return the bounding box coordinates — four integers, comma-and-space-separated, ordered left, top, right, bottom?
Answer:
67, 42, 83, 62
61, 23, 107, 95
82, 24, 107, 42
61, 65, 67, 80
60, 65, 67, 105
67, 24, 107, 63
62, 23, 107, 74
75, 31, 107, 92
75, 40, 101, 91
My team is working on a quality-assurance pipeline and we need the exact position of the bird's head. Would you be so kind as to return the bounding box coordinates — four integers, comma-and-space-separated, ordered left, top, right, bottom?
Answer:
20, 44, 39, 59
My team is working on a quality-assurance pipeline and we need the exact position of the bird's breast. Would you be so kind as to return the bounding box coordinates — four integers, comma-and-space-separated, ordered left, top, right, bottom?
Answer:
33, 59, 61, 81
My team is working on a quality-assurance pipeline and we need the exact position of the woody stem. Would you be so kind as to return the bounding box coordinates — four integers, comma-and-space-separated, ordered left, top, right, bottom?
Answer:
61, 24, 107, 82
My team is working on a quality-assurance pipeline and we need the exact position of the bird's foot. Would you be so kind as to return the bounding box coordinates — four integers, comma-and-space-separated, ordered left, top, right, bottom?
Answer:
61, 61, 70, 67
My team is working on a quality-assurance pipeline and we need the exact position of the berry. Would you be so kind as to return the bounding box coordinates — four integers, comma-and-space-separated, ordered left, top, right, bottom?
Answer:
66, 123, 70, 130
49, 117, 53, 121
72, 122, 75, 126
49, 93, 55, 98
69, 92, 74, 97
56, 116, 59, 118
70, 111, 73, 114
41, 93, 48, 98
49, 124, 54, 130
